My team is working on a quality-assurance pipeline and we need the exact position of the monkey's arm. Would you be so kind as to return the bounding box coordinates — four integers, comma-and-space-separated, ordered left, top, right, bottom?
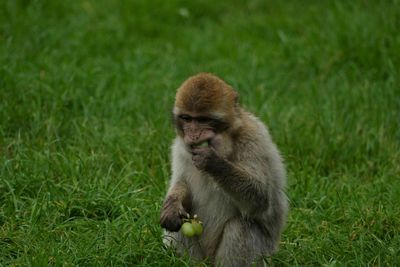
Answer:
212, 158, 269, 211
193, 148, 269, 213
160, 180, 192, 232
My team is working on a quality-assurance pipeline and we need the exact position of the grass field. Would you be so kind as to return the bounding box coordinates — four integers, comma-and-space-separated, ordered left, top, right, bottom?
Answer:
1, 0, 399, 266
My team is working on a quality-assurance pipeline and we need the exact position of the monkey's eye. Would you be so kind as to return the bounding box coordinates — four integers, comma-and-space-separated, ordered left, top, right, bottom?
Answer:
179, 115, 192, 122
209, 119, 228, 131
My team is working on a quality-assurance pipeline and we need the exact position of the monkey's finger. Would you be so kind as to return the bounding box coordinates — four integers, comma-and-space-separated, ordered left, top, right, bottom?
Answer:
192, 147, 217, 160
209, 134, 223, 149
208, 146, 218, 154
178, 209, 189, 218
191, 147, 210, 155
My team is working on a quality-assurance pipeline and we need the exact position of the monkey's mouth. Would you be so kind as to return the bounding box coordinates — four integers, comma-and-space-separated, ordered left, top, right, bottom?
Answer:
191, 141, 209, 149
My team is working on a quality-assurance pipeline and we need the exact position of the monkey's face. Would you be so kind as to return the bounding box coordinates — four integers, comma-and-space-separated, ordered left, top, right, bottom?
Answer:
173, 73, 239, 156
174, 111, 228, 148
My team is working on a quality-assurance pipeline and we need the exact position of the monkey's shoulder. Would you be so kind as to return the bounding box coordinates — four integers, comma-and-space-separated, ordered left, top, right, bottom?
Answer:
233, 113, 275, 151
236, 111, 272, 140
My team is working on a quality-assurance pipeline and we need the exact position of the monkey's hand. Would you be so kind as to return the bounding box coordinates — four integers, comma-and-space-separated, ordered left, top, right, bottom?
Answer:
160, 196, 188, 232
191, 146, 219, 171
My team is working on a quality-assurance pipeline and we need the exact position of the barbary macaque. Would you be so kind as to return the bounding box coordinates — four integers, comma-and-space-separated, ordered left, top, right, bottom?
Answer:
160, 73, 288, 266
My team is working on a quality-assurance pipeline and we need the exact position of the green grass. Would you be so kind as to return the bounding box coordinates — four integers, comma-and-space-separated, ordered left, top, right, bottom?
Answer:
1, 0, 399, 266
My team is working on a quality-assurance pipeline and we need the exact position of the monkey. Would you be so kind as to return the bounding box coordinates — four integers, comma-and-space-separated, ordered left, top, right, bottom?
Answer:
160, 73, 288, 267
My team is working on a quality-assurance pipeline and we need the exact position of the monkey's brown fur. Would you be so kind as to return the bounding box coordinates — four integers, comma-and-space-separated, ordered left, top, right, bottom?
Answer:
175, 73, 238, 114
160, 73, 288, 266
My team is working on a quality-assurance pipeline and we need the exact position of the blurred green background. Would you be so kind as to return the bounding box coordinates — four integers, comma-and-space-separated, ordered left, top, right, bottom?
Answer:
1, 0, 399, 266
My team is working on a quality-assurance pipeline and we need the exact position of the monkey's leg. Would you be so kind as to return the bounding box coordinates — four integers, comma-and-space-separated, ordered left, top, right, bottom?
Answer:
214, 218, 272, 267
163, 231, 205, 261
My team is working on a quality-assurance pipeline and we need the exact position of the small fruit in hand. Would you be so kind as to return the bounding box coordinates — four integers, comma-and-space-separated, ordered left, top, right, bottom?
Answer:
191, 221, 203, 235
181, 222, 195, 237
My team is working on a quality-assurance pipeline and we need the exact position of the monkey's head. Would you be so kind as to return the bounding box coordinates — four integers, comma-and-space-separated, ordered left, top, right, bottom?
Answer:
173, 73, 241, 152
